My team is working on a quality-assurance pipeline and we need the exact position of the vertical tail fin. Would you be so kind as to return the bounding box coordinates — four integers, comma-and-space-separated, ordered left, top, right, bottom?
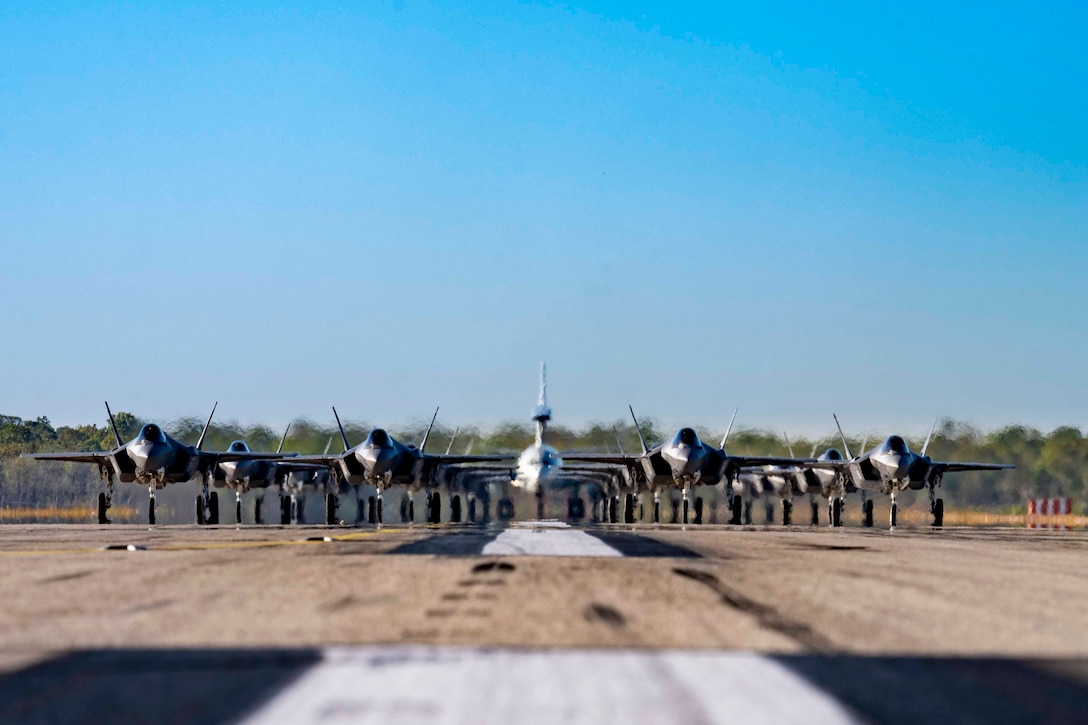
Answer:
196, 402, 217, 450
612, 425, 627, 456
105, 402, 123, 448
783, 431, 796, 459
276, 423, 291, 454
628, 405, 649, 455
920, 416, 939, 457
832, 414, 853, 460
445, 427, 459, 455
323, 436, 333, 455
420, 407, 439, 452
718, 407, 739, 450
332, 407, 351, 452
531, 363, 552, 447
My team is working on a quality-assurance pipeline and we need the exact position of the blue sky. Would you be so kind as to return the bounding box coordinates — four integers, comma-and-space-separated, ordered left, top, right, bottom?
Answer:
1, 1, 1086, 437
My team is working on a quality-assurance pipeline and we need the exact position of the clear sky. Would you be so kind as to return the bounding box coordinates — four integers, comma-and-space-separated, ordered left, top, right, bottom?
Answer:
1, 1, 1086, 437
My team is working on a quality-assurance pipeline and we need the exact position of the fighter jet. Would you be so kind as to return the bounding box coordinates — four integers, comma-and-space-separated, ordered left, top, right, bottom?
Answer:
211, 424, 330, 525
21, 402, 292, 525
804, 415, 1015, 527
445, 363, 626, 522
563, 408, 814, 524
737, 435, 852, 526
287, 407, 511, 524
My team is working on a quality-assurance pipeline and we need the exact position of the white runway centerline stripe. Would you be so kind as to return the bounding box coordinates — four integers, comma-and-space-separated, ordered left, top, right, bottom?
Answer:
481, 521, 622, 557
242, 647, 860, 725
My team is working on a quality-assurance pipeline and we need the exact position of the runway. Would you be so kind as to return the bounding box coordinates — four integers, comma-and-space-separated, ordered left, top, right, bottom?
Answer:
1, 522, 1087, 723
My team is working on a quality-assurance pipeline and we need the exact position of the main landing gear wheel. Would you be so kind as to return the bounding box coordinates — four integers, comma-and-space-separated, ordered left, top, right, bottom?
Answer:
255, 497, 264, 525
567, 497, 585, 520
498, 498, 515, 521
729, 496, 742, 525
97, 492, 109, 525
932, 498, 944, 527
810, 500, 820, 526
451, 495, 463, 523
429, 492, 442, 524
653, 499, 661, 524
195, 497, 205, 526
623, 493, 635, 524
694, 497, 704, 525
831, 498, 843, 528
536, 493, 545, 519
609, 497, 619, 524
148, 496, 156, 526
409, 499, 415, 522
326, 493, 338, 525
467, 498, 476, 522
280, 496, 291, 525
862, 500, 874, 528
208, 492, 219, 525
782, 500, 792, 526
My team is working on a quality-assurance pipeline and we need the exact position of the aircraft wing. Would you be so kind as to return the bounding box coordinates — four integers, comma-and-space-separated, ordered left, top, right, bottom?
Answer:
557, 453, 639, 466
19, 452, 112, 464
197, 451, 295, 467
425, 454, 513, 464
931, 462, 1015, 474
730, 455, 816, 468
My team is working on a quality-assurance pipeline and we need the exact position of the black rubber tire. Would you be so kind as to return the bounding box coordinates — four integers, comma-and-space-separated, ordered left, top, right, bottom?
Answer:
451, 495, 463, 523
326, 493, 337, 525
377, 496, 383, 524
782, 499, 792, 526
409, 499, 415, 522
933, 498, 944, 527
863, 499, 874, 528
196, 496, 205, 526
624, 493, 635, 524
236, 499, 243, 525
653, 500, 661, 524
536, 493, 545, 519
639, 503, 645, 521
498, 498, 514, 521
208, 492, 219, 525
682, 498, 690, 524
467, 499, 476, 522
609, 497, 619, 524
730, 496, 743, 525
367, 496, 377, 524
255, 498, 264, 525
148, 497, 156, 526
832, 498, 842, 527
694, 497, 704, 525
280, 496, 291, 525
891, 502, 898, 528
400, 497, 409, 522
430, 492, 442, 524
811, 500, 820, 526
97, 492, 109, 525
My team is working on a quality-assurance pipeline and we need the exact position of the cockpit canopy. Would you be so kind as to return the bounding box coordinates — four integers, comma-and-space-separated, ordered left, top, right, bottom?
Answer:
823, 448, 843, 461
136, 424, 167, 444
228, 440, 250, 453
365, 429, 391, 447
885, 436, 908, 454
675, 428, 700, 447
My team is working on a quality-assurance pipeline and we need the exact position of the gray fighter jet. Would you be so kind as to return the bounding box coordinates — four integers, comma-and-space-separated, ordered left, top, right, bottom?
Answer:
288, 407, 511, 525
21, 402, 292, 525
737, 436, 852, 526
563, 407, 814, 524
804, 415, 1015, 527
211, 424, 329, 525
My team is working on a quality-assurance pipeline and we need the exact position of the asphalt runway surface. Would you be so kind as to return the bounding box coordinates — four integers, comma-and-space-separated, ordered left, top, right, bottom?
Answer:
1, 521, 1087, 723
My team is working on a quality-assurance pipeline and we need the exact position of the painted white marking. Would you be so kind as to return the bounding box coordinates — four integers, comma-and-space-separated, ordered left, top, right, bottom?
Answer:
482, 525, 622, 557
242, 647, 860, 725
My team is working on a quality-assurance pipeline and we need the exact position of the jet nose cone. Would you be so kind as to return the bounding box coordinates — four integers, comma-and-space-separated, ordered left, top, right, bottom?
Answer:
665, 445, 703, 474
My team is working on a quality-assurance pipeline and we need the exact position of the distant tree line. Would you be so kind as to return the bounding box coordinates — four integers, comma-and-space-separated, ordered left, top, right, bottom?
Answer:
1, 412, 1083, 512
